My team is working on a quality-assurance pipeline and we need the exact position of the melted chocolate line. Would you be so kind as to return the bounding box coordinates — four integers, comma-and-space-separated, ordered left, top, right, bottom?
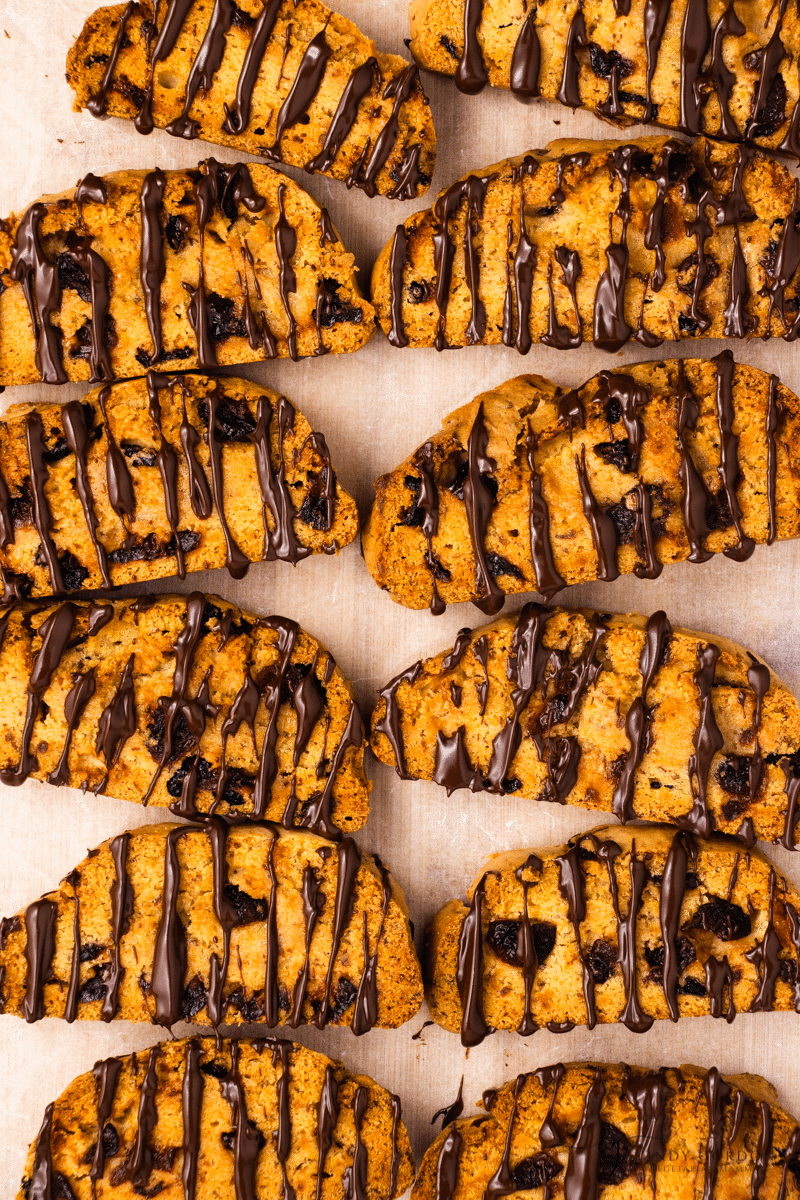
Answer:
705, 954, 736, 1021
614, 842, 654, 1032
146, 373, 186, 578
90, 1057, 122, 1197
387, 225, 409, 348
516, 856, 544, 1035
433, 726, 482, 794
510, 10, 540, 99
181, 1040, 204, 1200
316, 838, 361, 1028
135, 0, 196, 133
374, 662, 423, 779
315, 1066, 340, 1200
642, 0, 671, 121
706, 5, 746, 139
268, 29, 333, 156
270, 1040, 296, 1200
99, 387, 137, 541
703, 1067, 732, 1200
456, 873, 491, 1046
87, 0, 137, 116
631, 482, 662, 579
766, 375, 779, 545
151, 827, 186, 1026
713, 350, 755, 560
389, 1096, 403, 1197
63, 873, 81, 1024
220, 1041, 262, 1200
167, 0, 236, 138
186, 173, 218, 369
593, 148, 634, 350
456, 0, 488, 93
660, 829, 696, 1020
65, 243, 114, 382
525, 423, 566, 599
575, 444, 619, 582
684, 643, 724, 836
557, 6, 588, 108
102, 832, 132, 1021
563, 1070, 604, 1200
206, 819, 240, 1026
140, 169, 166, 363
434, 1125, 462, 1200
262, 832, 280, 1027
129, 1047, 160, 1190
486, 603, 550, 791
11, 203, 66, 384
432, 177, 471, 350
62, 401, 112, 588
289, 863, 324, 1026
26, 413, 64, 592
463, 403, 504, 615
22, 898, 58, 1023
356, 65, 420, 198
535, 1064, 566, 1148
766, 180, 800, 335
250, 617, 298, 820
180, 383, 214, 520
223, 0, 283, 135
747, 867, 782, 1012
205, 387, 251, 578
275, 184, 298, 360
624, 1067, 673, 1174
432, 1077, 465, 1128
676, 362, 714, 562
613, 611, 672, 821
513, 190, 537, 353
347, 1086, 369, 1200
678, 0, 711, 134
556, 844, 596, 1028
29, 1101, 55, 1200
486, 1075, 525, 1198
48, 668, 96, 787
542, 246, 582, 349
299, 698, 361, 839
292, 649, 325, 767
352, 857, 392, 1035
781, 759, 800, 849
95, 655, 137, 785
216, 654, 260, 809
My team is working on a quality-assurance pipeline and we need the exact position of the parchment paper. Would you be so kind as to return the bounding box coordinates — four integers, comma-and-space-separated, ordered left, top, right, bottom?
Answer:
2, 0, 800, 1192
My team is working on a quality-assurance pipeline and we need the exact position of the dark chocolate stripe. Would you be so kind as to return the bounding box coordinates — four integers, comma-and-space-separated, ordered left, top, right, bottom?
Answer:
140, 169, 166, 364
28, 1101, 55, 1200
90, 1057, 122, 1197
308, 58, 377, 174
713, 350, 755, 561
182, 1040, 204, 1200
11, 203, 67, 382
355, 65, 420, 198
315, 838, 361, 1028
387, 226, 409, 348
456, 0, 488, 93
22, 899, 59, 1024
62, 401, 112, 588
315, 1066, 340, 1200
268, 29, 333, 156
660, 830, 696, 1020
456, 873, 491, 1046
48, 669, 96, 787
26, 413, 64, 592
434, 1126, 463, 1200
613, 611, 672, 821
135, 0, 196, 133
223, 0, 283, 134
87, 0, 137, 116
151, 828, 186, 1026
525, 422, 565, 599
205, 388, 251, 578
102, 832, 132, 1021
167, 0, 236, 138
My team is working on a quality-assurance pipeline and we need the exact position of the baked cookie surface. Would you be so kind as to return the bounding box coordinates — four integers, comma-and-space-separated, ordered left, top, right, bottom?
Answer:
362, 358, 800, 611
17, 1035, 415, 1199
0, 593, 368, 833
68, 0, 435, 200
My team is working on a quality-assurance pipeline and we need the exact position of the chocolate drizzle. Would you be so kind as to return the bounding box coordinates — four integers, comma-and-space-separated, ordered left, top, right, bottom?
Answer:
374, 662, 422, 780
463, 403, 505, 614
434, 1126, 463, 1200
388, 226, 409, 348
525, 422, 566, 599
684, 643, 724, 836
62, 401, 112, 588
456, 874, 492, 1046
316, 1066, 340, 1200
660, 830, 697, 1020
90, 1057, 122, 1197
613, 611, 672, 821
11, 207, 66, 384
713, 350, 755, 561
223, 0, 283, 134
140, 169, 166, 363
22, 899, 58, 1024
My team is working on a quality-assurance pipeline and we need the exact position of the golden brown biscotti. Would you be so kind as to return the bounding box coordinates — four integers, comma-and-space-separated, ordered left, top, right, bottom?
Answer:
425, 825, 800, 1044
408, 0, 800, 155
0, 821, 422, 1031
362, 359, 800, 612
0, 373, 357, 599
372, 135, 800, 351
0, 593, 369, 834
0, 159, 374, 386
68, 0, 435, 201
414, 1062, 800, 1199
17, 1036, 415, 1200
370, 605, 800, 847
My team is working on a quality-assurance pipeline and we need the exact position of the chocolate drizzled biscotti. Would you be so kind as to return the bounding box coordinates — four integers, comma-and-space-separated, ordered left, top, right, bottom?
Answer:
426, 825, 800, 1045
415, 1062, 800, 1199
362, 359, 800, 613
17, 1036, 414, 1200
372, 136, 800, 352
0, 820, 422, 1031
0, 594, 368, 833
0, 159, 373, 386
371, 605, 800, 847
409, 0, 800, 156
0, 373, 357, 600
68, 0, 436, 201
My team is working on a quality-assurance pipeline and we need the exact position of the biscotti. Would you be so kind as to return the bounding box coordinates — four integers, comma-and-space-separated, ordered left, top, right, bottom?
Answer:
0, 593, 369, 834
371, 135, 800, 351
68, 0, 436, 201
426, 824, 800, 1044
0, 820, 422, 1030
362, 358, 800, 612
17, 1036, 415, 1200
0, 373, 357, 599
371, 604, 800, 847
409, 0, 800, 156
415, 1062, 800, 1199
0, 159, 373, 386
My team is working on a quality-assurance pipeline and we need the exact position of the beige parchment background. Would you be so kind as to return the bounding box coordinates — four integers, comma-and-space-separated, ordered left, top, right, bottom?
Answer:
2, 0, 800, 1192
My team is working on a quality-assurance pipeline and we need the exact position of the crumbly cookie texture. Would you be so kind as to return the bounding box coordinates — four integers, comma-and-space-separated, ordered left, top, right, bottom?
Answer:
0, 159, 374, 386
0, 374, 357, 599
68, 0, 435, 200
371, 135, 800, 351
370, 605, 800, 847
0, 593, 369, 833
426, 825, 800, 1044
0, 821, 422, 1031
362, 359, 800, 612
413, 1061, 800, 1200
408, 0, 800, 154
17, 1035, 415, 1200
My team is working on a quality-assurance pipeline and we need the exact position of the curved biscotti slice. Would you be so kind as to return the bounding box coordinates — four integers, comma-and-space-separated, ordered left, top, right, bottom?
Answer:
17, 1036, 414, 1200
0, 821, 422, 1031
409, 0, 800, 155
414, 1062, 800, 1199
0, 159, 373, 386
0, 593, 369, 834
0, 373, 357, 599
68, 0, 435, 201
371, 605, 800, 847
372, 135, 800, 351
362, 358, 800, 612
426, 824, 800, 1045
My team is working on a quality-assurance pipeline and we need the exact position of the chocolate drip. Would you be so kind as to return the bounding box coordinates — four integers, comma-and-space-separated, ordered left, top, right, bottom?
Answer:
463, 403, 505, 615
593, 147, 634, 350
48, 668, 96, 786
220, 1041, 262, 1200
22, 899, 58, 1024
678, 0, 711, 133
434, 1125, 463, 1200
510, 10, 540, 99
613, 611, 672, 820
456, 874, 491, 1046
642, 0, 671, 120
509, 192, 536, 354
140, 169, 166, 363
411, 439, 445, 613
575, 444, 619, 581
167, 0, 236, 138
298, 700, 361, 840
432, 1078, 465, 1128
289, 864, 324, 1026
747, 867, 782, 1011
660, 830, 697, 1020
26, 413, 65, 593
135, 0, 196, 133
90, 1057, 122, 1197
557, 7, 588, 108
99, 387, 137, 541
223, 0, 283, 134
65, 243, 114, 382
146, 374, 187, 578
702, 1067, 732, 1200
542, 245, 582, 349
432, 177, 480, 350
535, 1064, 565, 1148
516, 855, 543, 1035
87, 0, 137, 116
676, 362, 713, 562
180, 383, 214, 520
486, 1075, 525, 1198
62, 401, 112, 588
713, 350, 755, 560
556, 844, 595, 1027
316, 838, 362, 1028
624, 1067, 672, 1176
29, 1102, 55, 1200
456, 0, 488, 93
387, 226, 409, 348
612, 843, 654, 1032
151, 827, 186, 1025
782, 760, 800, 849
181, 1040, 203, 1200
352, 857, 392, 1035
11, 203, 66, 383
525, 423, 566, 598
262, 833, 280, 1027
95, 655, 137, 784
765, 180, 800, 335
315, 1066, 340, 1200
2, 603, 76, 785
766, 375, 779, 544
433, 726, 482, 793
102, 833, 132, 1021
355, 65, 421, 198
129, 1047, 160, 1192
205, 387, 251, 578
63, 877, 81, 1032
270, 1040, 296, 1200
186, 172, 217, 368
486, 603, 550, 791
204, 819, 238, 1026
683, 643, 723, 836
242, 241, 278, 358
346, 1087, 369, 1200
461, 178, 489, 343
705, 954, 736, 1020
389, 1096, 403, 1197
563, 1070, 604, 1200
373, 662, 422, 780
267, 29, 333, 159
250, 617, 298, 819
644, 142, 678, 290
275, 184, 298, 360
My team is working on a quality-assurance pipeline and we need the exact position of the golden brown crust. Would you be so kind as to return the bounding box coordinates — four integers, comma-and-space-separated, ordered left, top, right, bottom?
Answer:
0, 594, 370, 831
16, 1036, 415, 1200
67, 0, 435, 199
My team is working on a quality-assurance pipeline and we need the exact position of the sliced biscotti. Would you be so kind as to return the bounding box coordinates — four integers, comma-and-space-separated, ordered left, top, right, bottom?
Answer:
362, 358, 800, 612
68, 0, 435, 201
414, 1062, 800, 1199
17, 1036, 414, 1200
409, 0, 800, 155
426, 824, 800, 1045
0, 373, 357, 598
0, 593, 369, 833
372, 135, 800, 351
0, 159, 373, 386
0, 820, 422, 1031
371, 605, 800, 847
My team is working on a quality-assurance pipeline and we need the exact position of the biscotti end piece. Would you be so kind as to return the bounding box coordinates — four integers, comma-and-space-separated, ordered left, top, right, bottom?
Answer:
425, 824, 800, 1044
0, 160, 374, 386
17, 1036, 415, 1200
371, 136, 800, 352
67, 0, 435, 200
0, 373, 358, 598
362, 358, 800, 611
0, 594, 369, 834
370, 604, 800, 847
412, 1062, 800, 1200
0, 822, 422, 1031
